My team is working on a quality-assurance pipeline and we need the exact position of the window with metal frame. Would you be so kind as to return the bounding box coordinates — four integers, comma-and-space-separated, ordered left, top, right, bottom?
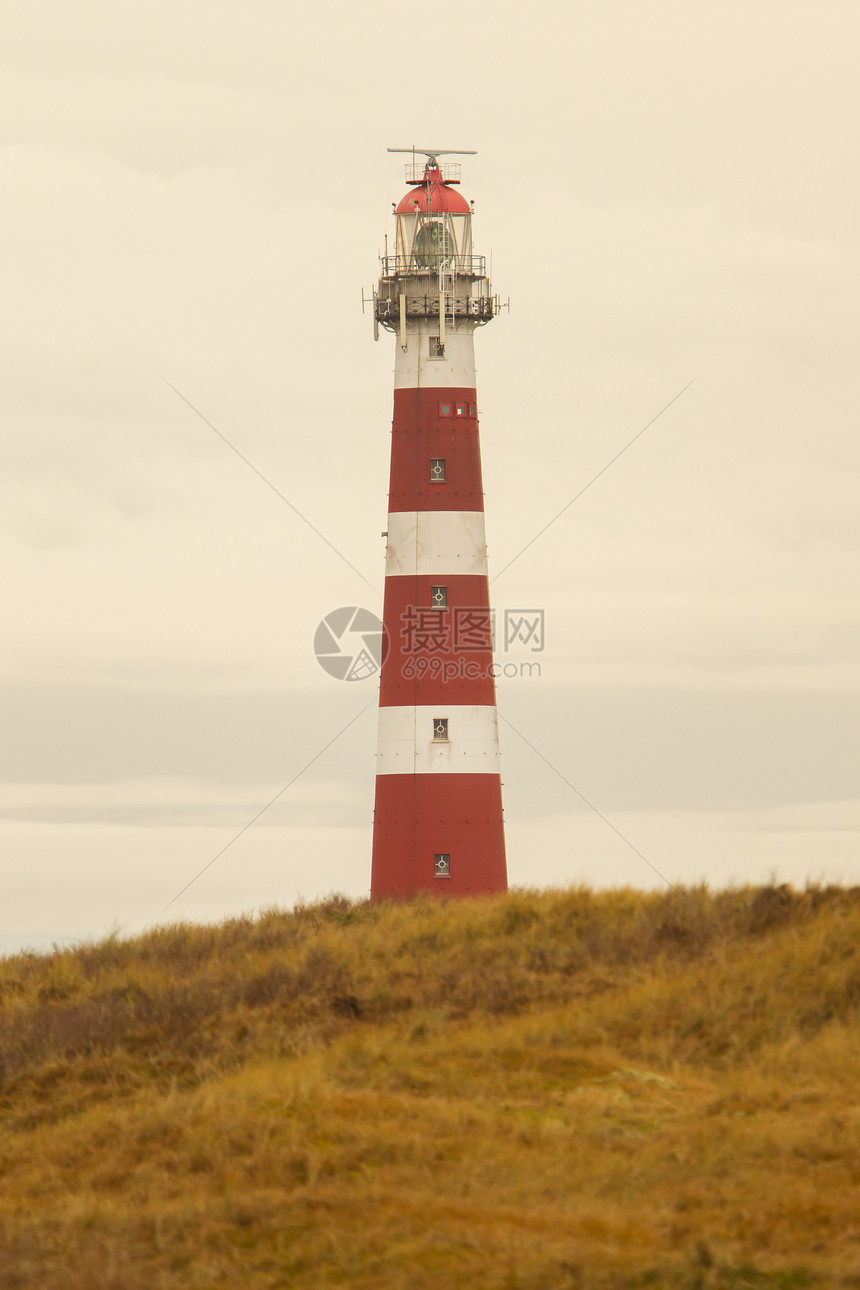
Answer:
431, 585, 447, 609
430, 458, 446, 482
429, 336, 445, 359
433, 718, 449, 741
434, 853, 451, 878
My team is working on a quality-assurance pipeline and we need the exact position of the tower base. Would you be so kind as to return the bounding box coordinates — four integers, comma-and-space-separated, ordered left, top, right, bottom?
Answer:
371, 773, 506, 900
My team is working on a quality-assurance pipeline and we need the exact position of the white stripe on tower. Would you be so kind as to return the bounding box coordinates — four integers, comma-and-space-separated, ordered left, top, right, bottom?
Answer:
393, 328, 479, 389
384, 511, 488, 577
376, 705, 503, 775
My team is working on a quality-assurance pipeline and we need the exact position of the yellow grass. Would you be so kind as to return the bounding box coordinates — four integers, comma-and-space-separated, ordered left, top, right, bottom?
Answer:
2, 884, 860, 1288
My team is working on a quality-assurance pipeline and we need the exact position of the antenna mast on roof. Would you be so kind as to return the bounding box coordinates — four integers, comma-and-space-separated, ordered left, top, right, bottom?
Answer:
387, 146, 477, 171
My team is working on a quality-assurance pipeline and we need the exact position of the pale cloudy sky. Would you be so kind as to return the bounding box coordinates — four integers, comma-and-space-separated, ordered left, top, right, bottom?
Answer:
2, 0, 858, 953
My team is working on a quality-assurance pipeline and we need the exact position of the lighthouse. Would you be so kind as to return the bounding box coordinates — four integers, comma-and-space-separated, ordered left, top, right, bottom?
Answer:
370, 149, 508, 900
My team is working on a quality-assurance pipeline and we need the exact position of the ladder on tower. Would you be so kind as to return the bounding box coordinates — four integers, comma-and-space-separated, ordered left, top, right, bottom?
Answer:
439, 263, 456, 342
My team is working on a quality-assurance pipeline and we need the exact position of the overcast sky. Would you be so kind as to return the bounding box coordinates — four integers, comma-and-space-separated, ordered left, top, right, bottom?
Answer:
2, 0, 858, 954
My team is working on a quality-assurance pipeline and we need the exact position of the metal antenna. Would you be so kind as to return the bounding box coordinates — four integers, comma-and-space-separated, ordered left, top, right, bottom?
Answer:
388, 146, 477, 168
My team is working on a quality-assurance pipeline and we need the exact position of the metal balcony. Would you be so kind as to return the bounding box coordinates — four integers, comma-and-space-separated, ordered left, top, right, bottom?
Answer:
374, 294, 497, 323
403, 160, 462, 184
379, 254, 487, 279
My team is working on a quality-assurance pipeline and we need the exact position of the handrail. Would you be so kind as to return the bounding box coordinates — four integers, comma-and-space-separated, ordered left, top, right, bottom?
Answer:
403, 161, 461, 184
379, 254, 487, 278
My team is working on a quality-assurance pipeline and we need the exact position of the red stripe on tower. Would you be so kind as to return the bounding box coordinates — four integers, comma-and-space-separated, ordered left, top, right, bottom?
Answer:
370, 149, 507, 900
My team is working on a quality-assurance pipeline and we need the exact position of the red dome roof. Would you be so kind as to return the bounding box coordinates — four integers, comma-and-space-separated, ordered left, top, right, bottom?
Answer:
394, 166, 471, 215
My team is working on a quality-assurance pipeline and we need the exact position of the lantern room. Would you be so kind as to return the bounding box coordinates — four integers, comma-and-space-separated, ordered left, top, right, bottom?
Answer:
392, 157, 474, 273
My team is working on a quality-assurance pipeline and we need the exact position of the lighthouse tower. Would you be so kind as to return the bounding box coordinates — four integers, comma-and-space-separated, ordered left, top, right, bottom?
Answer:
370, 149, 507, 900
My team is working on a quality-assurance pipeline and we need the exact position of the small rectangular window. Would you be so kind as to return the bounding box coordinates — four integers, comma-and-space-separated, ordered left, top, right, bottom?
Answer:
430, 585, 447, 609
469, 403, 477, 418
430, 458, 446, 482
434, 853, 451, 878
432, 718, 449, 741
455, 403, 466, 417
429, 337, 445, 358
438, 403, 452, 418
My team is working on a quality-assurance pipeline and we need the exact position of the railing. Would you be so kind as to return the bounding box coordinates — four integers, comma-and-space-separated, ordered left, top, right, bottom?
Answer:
404, 160, 461, 184
380, 254, 487, 278
374, 293, 498, 322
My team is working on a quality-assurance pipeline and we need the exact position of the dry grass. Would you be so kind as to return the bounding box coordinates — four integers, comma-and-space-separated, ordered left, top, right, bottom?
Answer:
2, 884, 860, 1288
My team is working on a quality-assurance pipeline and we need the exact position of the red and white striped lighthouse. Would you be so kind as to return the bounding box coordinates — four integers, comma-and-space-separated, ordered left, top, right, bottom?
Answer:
370, 149, 507, 900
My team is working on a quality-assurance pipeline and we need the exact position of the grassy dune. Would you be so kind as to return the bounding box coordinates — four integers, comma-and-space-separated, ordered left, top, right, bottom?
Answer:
1, 884, 859, 1288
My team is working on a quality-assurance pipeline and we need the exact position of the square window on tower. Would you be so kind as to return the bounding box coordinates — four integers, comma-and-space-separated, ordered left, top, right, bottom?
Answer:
430, 585, 447, 609
455, 403, 466, 417
469, 403, 477, 417
432, 718, 449, 741
429, 337, 445, 359
439, 403, 452, 418
430, 458, 446, 482
434, 853, 451, 878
